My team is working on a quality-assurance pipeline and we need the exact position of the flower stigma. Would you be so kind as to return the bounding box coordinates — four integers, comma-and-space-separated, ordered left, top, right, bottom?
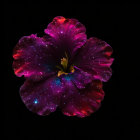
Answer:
56, 52, 75, 77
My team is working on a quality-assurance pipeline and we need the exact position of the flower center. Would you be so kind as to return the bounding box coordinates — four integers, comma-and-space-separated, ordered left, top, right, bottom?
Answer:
56, 52, 75, 77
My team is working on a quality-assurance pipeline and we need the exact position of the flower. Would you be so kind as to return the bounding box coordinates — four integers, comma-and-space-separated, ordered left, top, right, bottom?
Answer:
13, 16, 114, 117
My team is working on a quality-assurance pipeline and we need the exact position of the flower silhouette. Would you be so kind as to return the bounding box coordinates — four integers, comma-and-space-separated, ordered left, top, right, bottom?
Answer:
13, 16, 114, 117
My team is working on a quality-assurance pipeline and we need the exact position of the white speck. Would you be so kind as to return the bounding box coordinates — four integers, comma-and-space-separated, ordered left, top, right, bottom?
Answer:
34, 99, 38, 104
60, 31, 63, 34
50, 107, 54, 110
39, 72, 43, 75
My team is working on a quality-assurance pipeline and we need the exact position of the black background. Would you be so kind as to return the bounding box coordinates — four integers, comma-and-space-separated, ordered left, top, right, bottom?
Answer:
4, 4, 139, 140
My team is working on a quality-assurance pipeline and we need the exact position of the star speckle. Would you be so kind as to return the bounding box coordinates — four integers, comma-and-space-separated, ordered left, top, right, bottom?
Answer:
54, 78, 61, 86
33, 99, 38, 104
64, 75, 73, 81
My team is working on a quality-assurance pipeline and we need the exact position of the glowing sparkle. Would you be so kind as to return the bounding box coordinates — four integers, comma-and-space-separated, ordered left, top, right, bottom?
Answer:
60, 31, 63, 34
34, 99, 38, 104
54, 78, 61, 86
64, 75, 72, 81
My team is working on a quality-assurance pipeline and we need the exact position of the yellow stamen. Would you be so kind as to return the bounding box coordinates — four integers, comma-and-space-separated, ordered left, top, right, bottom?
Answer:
57, 71, 68, 77
61, 57, 68, 70
70, 65, 75, 73
56, 52, 75, 77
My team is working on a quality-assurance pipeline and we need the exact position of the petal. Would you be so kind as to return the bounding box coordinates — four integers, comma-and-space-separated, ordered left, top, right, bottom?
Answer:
74, 37, 114, 82
44, 16, 87, 59
13, 34, 57, 80
72, 67, 94, 89
20, 76, 64, 115
60, 78, 104, 118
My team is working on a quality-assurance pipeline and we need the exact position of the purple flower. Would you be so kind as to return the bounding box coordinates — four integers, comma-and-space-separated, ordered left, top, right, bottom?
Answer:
13, 16, 114, 117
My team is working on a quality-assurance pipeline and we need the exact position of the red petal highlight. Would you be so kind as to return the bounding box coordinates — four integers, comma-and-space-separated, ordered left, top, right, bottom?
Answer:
60, 79, 105, 118
74, 37, 114, 82
54, 16, 66, 24
44, 16, 87, 58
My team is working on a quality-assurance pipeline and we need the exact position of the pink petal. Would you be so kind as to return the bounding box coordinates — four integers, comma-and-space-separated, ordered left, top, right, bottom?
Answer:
60, 78, 104, 117
20, 76, 64, 115
74, 37, 114, 82
44, 16, 87, 58
13, 34, 56, 80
